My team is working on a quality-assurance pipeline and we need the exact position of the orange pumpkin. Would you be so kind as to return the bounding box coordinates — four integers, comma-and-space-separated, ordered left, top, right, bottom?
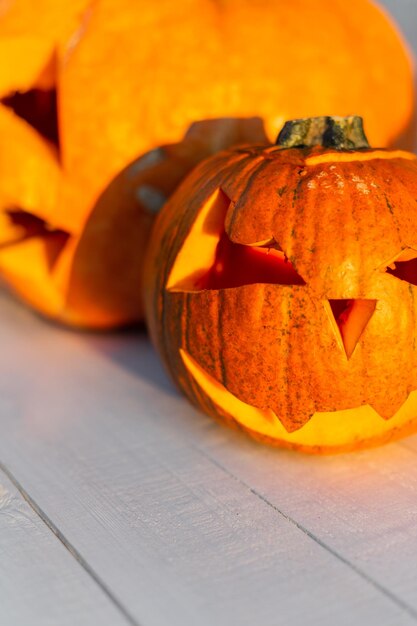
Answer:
144, 116, 417, 454
0, 0, 414, 327
61, 118, 267, 326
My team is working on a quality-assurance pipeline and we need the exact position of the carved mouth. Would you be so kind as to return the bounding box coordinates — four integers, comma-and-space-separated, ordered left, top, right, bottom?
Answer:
0, 208, 69, 264
180, 348, 417, 451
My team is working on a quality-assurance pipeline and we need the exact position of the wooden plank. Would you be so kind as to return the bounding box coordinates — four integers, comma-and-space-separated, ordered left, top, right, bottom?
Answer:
188, 1, 417, 617
0, 292, 415, 626
0, 463, 130, 626
199, 425, 417, 619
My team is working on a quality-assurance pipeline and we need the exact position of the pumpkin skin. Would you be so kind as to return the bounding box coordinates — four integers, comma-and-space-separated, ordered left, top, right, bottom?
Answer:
0, 112, 266, 327
143, 117, 417, 454
0, 0, 90, 95
61, 0, 416, 227
0, 0, 414, 327
62, 118, 267, 327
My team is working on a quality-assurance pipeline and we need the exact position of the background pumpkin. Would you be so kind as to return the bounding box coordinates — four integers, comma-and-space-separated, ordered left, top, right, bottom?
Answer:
60, 118, 267, 326
0, 0, 89, 95
0, 0, 414, 327
143, 116, 417, 454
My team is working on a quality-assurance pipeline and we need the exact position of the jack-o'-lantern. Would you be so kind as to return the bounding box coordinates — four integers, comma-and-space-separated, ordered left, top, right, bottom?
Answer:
144, 116, 417, 453
0, 0, 414, 327
61, 118, 267, 326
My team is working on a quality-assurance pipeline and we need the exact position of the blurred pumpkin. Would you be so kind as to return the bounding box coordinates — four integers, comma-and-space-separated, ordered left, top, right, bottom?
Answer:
0, 0, 89, 95
0, 0, 414, 327
144, 116, 417, 453
60, 118, 267, 326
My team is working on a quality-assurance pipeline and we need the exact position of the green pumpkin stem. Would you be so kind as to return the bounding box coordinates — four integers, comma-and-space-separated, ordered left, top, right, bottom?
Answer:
276, 116, 370, 150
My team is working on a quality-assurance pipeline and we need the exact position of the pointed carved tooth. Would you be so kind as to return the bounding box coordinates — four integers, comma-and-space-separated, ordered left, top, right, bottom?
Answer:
180, 348, 315, 434
370, 392, 410, 420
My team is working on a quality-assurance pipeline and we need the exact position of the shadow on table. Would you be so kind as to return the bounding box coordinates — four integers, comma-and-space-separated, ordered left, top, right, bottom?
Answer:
83, 325, 179, 397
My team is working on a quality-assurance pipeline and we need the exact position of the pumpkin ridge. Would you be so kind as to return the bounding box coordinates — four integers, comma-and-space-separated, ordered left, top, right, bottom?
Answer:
144, 113, 417, 452
1, 0, 415, 331
386, 171, 417, 242
223, 155, 267, 237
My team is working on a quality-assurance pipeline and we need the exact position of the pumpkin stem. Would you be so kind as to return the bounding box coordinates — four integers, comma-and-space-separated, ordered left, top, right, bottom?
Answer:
276, 116, 370, 150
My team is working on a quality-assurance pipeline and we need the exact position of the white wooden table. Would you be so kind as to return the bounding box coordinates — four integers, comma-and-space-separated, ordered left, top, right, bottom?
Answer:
2, 2, 417, 624
2, 289, 417, 626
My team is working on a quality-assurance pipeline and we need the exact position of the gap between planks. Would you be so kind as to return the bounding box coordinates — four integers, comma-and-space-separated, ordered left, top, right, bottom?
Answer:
3, 436, 417, 625
0, 459, 140, 626
192, 444, 417, 623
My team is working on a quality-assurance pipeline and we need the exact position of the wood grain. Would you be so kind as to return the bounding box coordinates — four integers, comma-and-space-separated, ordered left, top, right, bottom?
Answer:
0, 4, 415, 624
0, 291, 416, 625
0, 462, 129, 626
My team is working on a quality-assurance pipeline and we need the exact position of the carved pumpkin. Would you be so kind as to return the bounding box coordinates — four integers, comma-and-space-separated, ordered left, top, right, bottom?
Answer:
144, 116, 417, 453
0, 0, 414, 327
62, 118, 267, 326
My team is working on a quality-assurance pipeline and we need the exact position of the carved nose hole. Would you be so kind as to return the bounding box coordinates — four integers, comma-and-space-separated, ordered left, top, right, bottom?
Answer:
327, 299, 377, 359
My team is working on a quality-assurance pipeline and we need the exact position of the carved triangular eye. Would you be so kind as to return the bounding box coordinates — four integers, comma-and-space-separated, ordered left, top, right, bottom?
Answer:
385, 248, 417, 286
1, 54, 59, 149
167, 188, 305, 292
2, 88, 59, 148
